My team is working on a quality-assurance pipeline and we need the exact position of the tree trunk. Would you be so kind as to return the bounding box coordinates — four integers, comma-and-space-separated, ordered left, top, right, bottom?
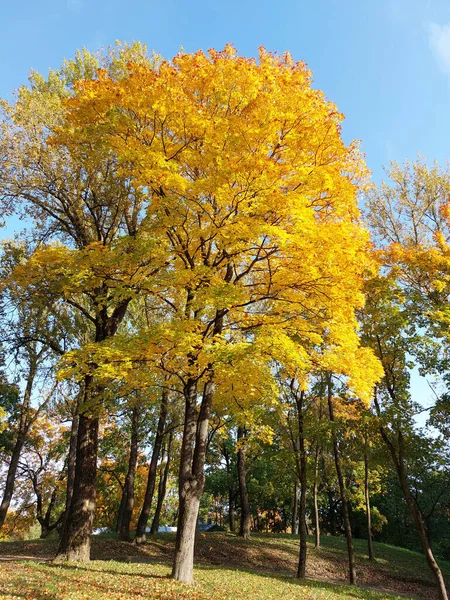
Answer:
150, 430, 173, 535
116, 485, 126, 534
56, 376, 100, 562
292, 480, 299, 535
237, 426, 251, 539
37, 488, 63, 538
119, 405, 140, 541
296, 390, 308, 579
228, 487, 236, 533
56, 409, 99, 562
0, 366, 35, 529
172, 378, 213, 583
60, 391, 81, 537
0, 432, 26, 529
364, 447, 375, 561
373, 391, 448, 600
327, 378, 357, 585
172, 305, 227, 584
135, 389, 168, 544
313, 444, 321, 549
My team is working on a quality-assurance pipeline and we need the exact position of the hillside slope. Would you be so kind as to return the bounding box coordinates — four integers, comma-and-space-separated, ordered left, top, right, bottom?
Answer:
0, 533, 449, 599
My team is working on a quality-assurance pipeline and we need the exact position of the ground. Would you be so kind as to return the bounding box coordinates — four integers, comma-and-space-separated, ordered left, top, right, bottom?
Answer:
0, 533, 449, 600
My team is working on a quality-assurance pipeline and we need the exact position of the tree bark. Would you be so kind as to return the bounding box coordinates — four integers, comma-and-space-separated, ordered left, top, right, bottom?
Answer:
327, 378, 357, 585
56, 376, 99, 562
60, 390, 82, 537
115, 484, 126, 534
0, 365, 35, 529
313, 444, 321, 549
56, 410, 99, 561
172, 378, 213, 583
237, 426, 251, 539
292, 480, 299, 535
135, 389, 168, 544
172, 304, 227, 583
364, 445, 375, 561
119, 405, 140, 541
295, 389, 308, 579
150, 430, 173, 535
373, 391, 448, 600
222, 444, 236, 533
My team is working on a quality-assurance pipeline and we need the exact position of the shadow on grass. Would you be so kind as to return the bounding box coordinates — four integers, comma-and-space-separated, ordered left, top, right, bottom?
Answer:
193, 563, 411, 600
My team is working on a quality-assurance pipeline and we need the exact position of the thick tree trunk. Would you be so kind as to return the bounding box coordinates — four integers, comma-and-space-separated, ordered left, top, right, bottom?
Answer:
135, 389, 168, 544
150, 430, 173, 535
172, 378, 213, 583
120, 406, 140, 541
172, 481, 201, 584
292, 480, 299, 535
0, 367, 35, 529
237, 427, 251, 539
172, 305, 227, 584
364, 448, 375, 561
313, 445, 321, 549
56, 408, 99, 562
327, 379, 357, 585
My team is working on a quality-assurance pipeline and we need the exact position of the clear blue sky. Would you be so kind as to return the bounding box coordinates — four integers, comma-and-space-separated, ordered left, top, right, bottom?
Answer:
1, 0, 447, 419
1, 0, 450, 182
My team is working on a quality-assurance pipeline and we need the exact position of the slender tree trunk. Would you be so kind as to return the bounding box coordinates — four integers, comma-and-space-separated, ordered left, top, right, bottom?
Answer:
116, 486, 127, 534
292, 480, 299, 535
0, 366, 35, 529
37, 487, 63, 538
327, 491, 337, 536
0, 432, 26, 529
135, 389, 168, 544
237, 426, 251, 539
120, 405, 140, 541
228, 487, 236, 532
56, 376, 99, 562
150, 430, 173, 535
296, 389, 308, 579
373, 391, 448, 600
60, 390, 82, 537
222, 445, 236, 533
327, 378, 357, 585
313, 445, 321, 549
364, 447, 375, 561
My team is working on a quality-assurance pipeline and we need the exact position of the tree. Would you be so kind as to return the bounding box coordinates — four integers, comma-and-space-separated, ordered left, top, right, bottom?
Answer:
22, 45, 380, 583
0, 43, 164, 561
361, 274, 449, 600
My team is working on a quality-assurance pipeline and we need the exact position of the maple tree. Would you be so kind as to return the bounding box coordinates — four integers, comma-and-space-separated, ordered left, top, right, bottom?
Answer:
0, 43, 166, 561
51, 45, 381, 582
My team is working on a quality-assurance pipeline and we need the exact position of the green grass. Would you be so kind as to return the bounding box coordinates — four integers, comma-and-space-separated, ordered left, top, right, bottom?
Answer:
0, 533, 449, 599
0, 560, 408, 600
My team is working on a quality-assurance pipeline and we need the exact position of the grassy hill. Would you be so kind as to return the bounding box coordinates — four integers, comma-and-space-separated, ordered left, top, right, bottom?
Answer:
0, 532, 449, 600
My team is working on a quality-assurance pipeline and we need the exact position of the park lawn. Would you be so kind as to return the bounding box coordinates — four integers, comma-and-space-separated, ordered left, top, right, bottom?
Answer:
0, 533, 449, 599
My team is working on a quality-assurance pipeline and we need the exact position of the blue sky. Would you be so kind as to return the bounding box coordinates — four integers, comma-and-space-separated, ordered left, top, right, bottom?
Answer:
1, 0, 450, 182
1, 0, 448, 419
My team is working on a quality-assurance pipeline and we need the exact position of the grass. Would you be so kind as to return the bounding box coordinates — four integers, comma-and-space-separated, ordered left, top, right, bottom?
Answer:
0, 532, 449, 600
